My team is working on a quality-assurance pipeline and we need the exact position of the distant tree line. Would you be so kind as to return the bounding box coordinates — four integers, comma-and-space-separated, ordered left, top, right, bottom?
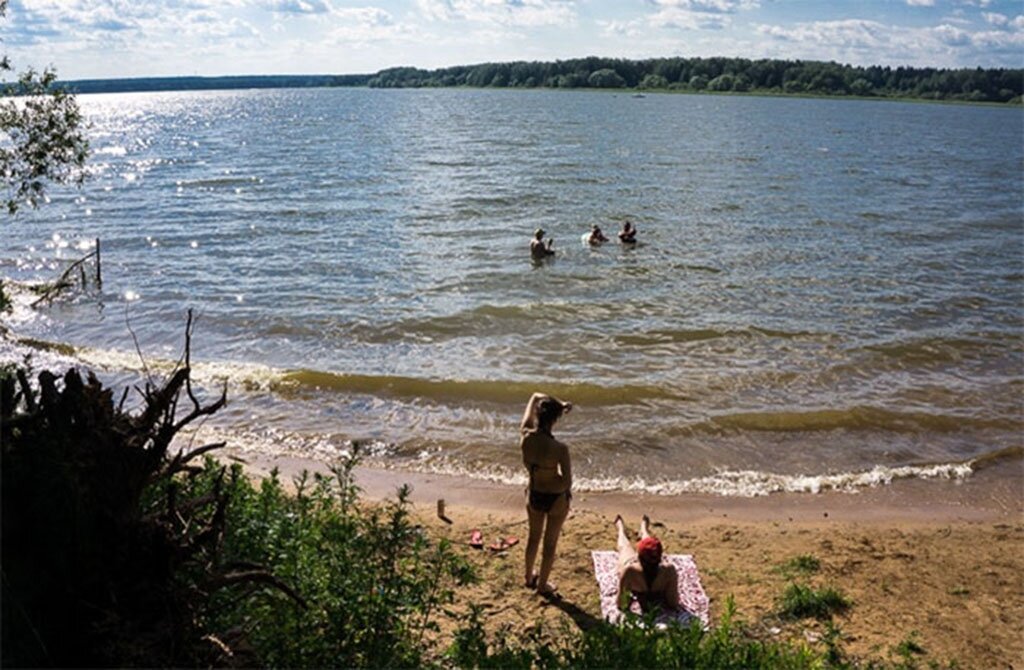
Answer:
367, 56, 1023, 104
60, 74, 372, 95
55, 57, 1021, 103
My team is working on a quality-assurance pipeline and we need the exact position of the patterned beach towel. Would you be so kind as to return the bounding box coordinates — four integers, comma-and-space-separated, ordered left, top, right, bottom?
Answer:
591, 550, 710, 628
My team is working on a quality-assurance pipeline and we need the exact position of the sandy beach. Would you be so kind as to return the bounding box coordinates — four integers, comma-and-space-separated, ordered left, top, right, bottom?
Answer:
231, 449, 1024, 669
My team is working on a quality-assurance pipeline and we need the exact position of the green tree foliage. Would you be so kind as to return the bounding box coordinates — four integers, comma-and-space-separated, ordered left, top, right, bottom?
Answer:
0, 0, 88, 214
588, 68, 626, 88
640, 73, 669, 89
366, 55, 1022, 104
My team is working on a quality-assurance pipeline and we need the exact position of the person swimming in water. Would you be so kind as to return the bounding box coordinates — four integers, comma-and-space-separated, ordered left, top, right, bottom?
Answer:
618, 220, 637, 244
531, 228, 556, 259
615, 514, 680, 614
587, 224, 610, 245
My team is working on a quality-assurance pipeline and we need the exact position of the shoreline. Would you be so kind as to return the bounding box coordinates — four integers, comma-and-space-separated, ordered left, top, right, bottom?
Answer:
228, 447, 1023, 525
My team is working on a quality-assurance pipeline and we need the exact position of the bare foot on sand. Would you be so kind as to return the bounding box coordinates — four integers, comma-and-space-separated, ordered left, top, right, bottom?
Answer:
537, 581, 558, 597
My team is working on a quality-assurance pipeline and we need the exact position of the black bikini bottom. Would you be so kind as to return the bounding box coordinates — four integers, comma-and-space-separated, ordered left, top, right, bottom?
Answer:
528, 489, 570, 513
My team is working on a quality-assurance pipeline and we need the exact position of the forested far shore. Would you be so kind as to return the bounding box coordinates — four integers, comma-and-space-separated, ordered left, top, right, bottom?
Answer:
53, 56, 1022, 103
56, 74, 373, 94
368, 56, 1022, 103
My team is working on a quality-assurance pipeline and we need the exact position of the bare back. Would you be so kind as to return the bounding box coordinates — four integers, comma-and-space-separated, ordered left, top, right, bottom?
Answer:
618, 561, 680, 612
521, 429, 571, 494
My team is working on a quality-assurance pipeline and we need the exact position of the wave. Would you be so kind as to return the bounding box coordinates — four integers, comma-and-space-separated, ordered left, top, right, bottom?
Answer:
192, 423, 1019, 498
280, 369, 680, 405
376, 452, 1000, 498
5, 334, 680, 406
859, 334, 1016, 366
177, 176, 258, 188
702, 406, 1020, 434
614, 325, 823, 347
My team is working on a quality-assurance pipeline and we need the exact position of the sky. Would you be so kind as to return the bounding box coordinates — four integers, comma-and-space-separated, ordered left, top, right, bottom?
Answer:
4, 0, 1023, 80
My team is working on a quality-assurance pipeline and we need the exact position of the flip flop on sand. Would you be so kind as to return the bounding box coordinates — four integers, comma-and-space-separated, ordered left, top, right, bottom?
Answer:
488, 536, 520, 553
469, 529, 484, 549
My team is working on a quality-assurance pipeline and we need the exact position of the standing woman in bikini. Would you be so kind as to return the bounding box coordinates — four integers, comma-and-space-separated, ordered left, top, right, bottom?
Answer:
520, 392, 573, 595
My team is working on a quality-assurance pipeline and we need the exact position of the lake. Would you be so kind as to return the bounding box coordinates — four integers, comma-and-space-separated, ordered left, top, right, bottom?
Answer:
2, 87, 1021, 495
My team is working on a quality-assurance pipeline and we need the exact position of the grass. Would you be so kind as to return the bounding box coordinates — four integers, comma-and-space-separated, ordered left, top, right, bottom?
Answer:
778, 583, 851, 620
775, 554, 821, 578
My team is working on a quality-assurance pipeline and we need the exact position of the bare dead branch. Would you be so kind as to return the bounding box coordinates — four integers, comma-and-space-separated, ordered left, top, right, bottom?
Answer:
124, 305, 153, 387
170, 441, 226, 473
16, 368, 35, 413
30, 248, 98, 307
208, 571, 307, 610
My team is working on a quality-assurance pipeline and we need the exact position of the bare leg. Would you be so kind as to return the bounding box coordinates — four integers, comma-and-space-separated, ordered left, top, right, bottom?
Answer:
524, 503, 545, 587
537, 495, 570, 593
639, 514, 652, 540
617, 514, 638, 569
616, 515, 633, 555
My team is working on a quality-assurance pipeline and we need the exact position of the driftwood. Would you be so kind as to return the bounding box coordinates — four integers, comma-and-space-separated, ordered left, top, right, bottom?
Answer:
30, 237, 102, 307
0, 310, 296, 668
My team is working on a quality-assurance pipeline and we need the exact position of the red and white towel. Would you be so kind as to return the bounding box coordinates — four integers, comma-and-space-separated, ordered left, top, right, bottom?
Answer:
591, 550, 710, 628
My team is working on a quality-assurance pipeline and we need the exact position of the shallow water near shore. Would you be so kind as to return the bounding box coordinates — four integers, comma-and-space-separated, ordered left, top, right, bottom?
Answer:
2, 88, 1022, 496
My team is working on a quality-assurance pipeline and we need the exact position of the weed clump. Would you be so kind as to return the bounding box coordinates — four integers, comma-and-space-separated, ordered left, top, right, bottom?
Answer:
778, 583, 851, 620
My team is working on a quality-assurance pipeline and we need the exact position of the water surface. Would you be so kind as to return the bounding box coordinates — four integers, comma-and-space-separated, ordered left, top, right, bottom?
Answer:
3, 88, 1022, 495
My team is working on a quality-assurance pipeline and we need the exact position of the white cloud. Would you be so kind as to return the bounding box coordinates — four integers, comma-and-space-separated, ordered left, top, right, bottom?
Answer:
756, 19, 888, 48
264, 0, 330, 13
651, 0, 758, 12
415, 0, 577, 27
756, 17, 1024, 67
982, 12, 1007, 25
651, 7, 731, 30
906, 0, 935, 7
601, 0, 757, 36
325, 7, 428, 44
933, 23, 971, 45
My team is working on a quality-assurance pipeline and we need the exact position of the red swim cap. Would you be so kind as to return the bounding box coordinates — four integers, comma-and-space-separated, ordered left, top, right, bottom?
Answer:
637, 536, 663, 565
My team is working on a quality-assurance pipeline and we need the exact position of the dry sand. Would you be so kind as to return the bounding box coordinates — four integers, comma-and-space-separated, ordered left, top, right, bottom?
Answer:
231, 450, 1024, 668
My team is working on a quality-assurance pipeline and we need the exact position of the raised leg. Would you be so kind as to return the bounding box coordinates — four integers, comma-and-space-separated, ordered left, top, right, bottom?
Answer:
639, 514, 652, 540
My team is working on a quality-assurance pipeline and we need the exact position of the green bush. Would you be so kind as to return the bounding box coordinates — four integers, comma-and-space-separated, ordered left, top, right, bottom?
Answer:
185, 457, 476, 668
0, 354, 474, 668
447, 598, 828, 669
778, 583, 851, 620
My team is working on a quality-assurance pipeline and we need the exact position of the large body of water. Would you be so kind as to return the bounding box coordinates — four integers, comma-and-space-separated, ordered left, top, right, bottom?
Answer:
2, 88, 1022, 496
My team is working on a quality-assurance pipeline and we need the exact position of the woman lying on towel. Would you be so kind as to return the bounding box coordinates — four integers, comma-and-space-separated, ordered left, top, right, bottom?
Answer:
615, 514, 680, 613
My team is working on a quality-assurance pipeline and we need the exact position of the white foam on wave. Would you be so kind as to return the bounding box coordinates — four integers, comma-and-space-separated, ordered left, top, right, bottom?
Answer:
371, 457, 975, 498
573, 463, 974, 497
0, 280, 52, 329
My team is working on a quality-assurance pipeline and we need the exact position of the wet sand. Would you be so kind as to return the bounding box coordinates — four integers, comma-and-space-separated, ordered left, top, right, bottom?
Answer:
230, 449, 1024, 668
